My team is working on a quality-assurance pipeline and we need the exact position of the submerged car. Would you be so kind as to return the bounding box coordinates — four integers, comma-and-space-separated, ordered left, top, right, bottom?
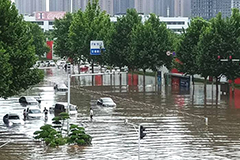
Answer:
49, 102, 77, 115
54, 84, 68, 92
26, 106, 42, 120
97, 97, 116, 107
3, 113, 24, 127
19, 96, 39, 106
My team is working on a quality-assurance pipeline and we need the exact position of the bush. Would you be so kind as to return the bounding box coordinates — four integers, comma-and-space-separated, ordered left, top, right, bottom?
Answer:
34, 113, 92, 147
67, 124, 92, 146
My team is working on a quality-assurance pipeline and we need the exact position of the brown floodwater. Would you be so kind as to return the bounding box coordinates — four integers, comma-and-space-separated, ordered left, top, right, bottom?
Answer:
0, 68, 240, 160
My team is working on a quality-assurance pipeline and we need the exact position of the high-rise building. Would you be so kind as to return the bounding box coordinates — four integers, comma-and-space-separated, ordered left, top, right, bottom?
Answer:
134, 0, 155, 15
174, 0, 191, 17
152, 0, 175, 17
49, 0, 71, 12
191, 0, 232, 19
15, 0, 46, 15
113, 0, 134, 15
99, 0, 114, 15
232, 0, 240, 9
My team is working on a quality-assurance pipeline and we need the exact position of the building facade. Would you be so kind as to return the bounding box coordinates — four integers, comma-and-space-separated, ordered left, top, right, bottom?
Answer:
24, 11, 189, 34
191, 0, 233, 20
14, 0, 192, 17
15, 0, 46, 15
174, 0, 191, 17
113, 0, 134, 15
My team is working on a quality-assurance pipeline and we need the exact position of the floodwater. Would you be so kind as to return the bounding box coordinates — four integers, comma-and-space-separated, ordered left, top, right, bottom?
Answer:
0, 67, 240, 160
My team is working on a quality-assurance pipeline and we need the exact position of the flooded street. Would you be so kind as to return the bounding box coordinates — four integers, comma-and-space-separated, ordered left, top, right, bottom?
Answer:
1, 67, 240, 160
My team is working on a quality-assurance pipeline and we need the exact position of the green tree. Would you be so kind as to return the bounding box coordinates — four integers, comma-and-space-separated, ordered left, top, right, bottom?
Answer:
0, 0, 43, 98
198, 11, 240, 92
28, 22, 50, 57
175, 17, 210, 84
53, 12, 74, 59
146, 14, 173, 70
69, 0, 111, 66
106, 9, 142, 70
44, 30, 54, 41
223, 9, 240, 89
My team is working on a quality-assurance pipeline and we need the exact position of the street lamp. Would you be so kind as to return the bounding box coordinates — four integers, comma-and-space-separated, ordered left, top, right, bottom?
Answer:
124, 119, 147, 160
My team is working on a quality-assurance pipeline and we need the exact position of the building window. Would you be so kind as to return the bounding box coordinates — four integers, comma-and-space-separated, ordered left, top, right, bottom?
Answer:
49, 21, 54, 25
31, 21, 44, 25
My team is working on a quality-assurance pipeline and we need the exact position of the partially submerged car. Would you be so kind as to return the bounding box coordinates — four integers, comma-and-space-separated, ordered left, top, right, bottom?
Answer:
26, 106, 42, 120
19, 96, 39, 106
97, 97, 116, 107
3, 113, 24, 127
49, 102, 77, 115
54, 84, 68, 92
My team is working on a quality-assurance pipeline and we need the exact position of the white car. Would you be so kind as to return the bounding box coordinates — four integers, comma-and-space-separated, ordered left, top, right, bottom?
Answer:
97, 97, 116, 107
3, 113, 24, 126
26, 106, 42, 120
54, 84, 68, 92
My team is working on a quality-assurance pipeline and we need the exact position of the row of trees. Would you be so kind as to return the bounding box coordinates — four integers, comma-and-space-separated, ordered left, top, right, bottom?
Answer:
53, 0, 240, 90
0, 0, 49, 98
53, 0, 175, 74
176, 9, 240, 91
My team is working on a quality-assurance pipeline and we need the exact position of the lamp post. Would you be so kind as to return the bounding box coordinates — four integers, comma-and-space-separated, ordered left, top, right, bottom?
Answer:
70, 0, 73, 13
124, 119, 146, 160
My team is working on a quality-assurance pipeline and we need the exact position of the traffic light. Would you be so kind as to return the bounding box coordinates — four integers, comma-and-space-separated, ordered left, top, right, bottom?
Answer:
140, 125, 146, 139
229, 55, 232, 62
217, 55, 221, 60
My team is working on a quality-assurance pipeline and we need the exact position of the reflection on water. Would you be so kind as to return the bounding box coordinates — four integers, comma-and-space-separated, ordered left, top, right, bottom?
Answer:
0, 68, 240, 159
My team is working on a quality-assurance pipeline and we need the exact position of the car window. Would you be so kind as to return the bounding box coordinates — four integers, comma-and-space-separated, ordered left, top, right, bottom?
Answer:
69, 106, 76, 111
29, 102, 38, 105
9, 116, 20, 119
55, 104, 65, 110
29, 109, 41, 114
103, 99, 113, 103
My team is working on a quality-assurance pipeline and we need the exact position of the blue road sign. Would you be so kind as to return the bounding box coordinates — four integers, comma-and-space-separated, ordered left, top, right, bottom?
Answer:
90, 40, 105, 55
90, 49, 101, 55
90, 48, 106, 55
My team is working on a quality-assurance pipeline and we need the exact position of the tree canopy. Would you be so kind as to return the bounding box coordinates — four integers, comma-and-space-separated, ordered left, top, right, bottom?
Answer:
0, 0, 43, 98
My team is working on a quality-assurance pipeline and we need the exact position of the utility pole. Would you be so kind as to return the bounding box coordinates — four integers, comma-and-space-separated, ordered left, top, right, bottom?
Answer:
124, 119, 147, 160
71, 0, 73, 13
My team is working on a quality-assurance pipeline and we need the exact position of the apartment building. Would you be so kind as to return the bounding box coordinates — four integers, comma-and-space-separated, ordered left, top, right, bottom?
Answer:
14, 0, 46, 15
191, 0, 232, 19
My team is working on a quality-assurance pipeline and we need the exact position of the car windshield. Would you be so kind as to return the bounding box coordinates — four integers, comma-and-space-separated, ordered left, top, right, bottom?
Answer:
69, 106, 76, 111
29, 102, 38, 105
29, 109, 41, 114
9, 115, 20, 119
102, 99, 113, 103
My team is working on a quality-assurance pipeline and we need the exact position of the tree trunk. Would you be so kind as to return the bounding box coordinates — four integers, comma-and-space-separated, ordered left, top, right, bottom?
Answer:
192, 75, 195, 85
91, 60, 94, 86
120, 73, 122, 93
131, 68, 134, 86
143, 69, 146, 93
215, 77, 219, 106
231, 80, 235, 94
204, 77, 207, 107
192, 84, 195, 106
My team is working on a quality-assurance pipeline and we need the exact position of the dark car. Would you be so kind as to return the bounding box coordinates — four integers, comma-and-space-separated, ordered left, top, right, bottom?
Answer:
19, 96, 39, 106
